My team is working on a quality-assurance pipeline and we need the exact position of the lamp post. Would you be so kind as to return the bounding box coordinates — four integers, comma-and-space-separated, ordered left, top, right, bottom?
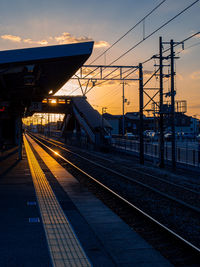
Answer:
102, 107, 107, 130
122, 80, 129, 136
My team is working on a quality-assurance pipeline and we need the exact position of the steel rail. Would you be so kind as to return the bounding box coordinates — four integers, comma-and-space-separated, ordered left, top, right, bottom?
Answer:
36, 133, 115, 163
28, 133, 200, 254
31, 133, 200, 199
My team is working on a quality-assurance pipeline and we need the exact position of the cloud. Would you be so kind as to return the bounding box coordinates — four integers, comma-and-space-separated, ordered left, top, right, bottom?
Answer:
54, 32, 92, 44
190, 70, 200, 80
23, 38, 48, 45
53, 32, 109, 48
94, 40, 110, 48
1, 32, 109, 49
1, 34, 48, 45
1, 34, 21, 42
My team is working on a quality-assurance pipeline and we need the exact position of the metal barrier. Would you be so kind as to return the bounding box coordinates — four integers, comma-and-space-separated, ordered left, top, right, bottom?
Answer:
112, 138, 200, 168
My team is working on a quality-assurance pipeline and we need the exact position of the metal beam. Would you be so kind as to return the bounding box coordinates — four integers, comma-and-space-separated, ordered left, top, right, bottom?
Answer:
73, 65, 139, 82
71, 77, 139, 81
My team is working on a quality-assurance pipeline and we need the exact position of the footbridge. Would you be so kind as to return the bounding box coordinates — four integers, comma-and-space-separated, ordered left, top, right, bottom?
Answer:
28, 95, 112, 146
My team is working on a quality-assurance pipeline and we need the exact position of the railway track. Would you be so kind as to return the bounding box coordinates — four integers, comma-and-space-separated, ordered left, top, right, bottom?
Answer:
31, 133, 200, 210
28, 133, 200, 266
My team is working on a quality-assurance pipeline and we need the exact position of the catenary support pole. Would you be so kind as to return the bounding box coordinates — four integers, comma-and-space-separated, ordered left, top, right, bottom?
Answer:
170, 39, 176, 170
159, 36, 165, 168
122, 80, 125, 136
139, 63, 144, 164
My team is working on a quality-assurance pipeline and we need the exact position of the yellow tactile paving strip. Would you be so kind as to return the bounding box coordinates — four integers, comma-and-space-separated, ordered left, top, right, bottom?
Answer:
23, 134, 91, 267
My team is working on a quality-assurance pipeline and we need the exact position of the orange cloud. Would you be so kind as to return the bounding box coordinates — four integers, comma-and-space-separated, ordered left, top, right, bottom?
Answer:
1, 34, 48, 45
1, 32, 109, 49
54, 32, 92, 44
1, 34, 21, 42
190, 70, 200, 80
54, 32, 109, 48
23, 38, 48, 45
94, 40, 110, 48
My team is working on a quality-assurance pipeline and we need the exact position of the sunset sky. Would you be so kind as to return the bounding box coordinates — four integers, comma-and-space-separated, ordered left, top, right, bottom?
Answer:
0, 0, 199, 117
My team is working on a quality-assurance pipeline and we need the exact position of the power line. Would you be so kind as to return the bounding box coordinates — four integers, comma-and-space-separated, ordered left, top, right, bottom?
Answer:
163, 31, 200, 53
89, 0, 167, 65
92, 35, 200, 113
87, 29, 200, 104
95, 86, 121, 102
142, 31, 200, 65
85, 1, 199, 84
176, 40, 200, 56
82, 0, 167, 80
69, 0, 199, 95
109, 0, 199, 65
67, 86, 83, 96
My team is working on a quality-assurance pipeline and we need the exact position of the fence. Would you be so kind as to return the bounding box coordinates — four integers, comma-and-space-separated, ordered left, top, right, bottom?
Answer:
112, 138, 200, 168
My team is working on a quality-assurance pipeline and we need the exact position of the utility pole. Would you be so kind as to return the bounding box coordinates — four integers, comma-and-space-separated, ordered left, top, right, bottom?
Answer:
102, 107, 107, 129
141, 36, 180, 169
170, 39, 176, 170
139, 63, 144, 164
122, 80, 125, 136
159, 36, 165, 168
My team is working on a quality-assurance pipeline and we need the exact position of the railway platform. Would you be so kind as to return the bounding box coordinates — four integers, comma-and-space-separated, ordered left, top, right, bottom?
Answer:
0, 135, 172, 266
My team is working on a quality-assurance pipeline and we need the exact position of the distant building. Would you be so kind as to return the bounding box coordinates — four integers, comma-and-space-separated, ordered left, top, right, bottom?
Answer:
103, 113, 120, 135
104, 112, 199, 136
164, 113, 199, 135
104, 112, 155, 135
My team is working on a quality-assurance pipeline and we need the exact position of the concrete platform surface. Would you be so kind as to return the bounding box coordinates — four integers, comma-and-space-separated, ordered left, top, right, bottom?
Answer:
0, 146, 52, 266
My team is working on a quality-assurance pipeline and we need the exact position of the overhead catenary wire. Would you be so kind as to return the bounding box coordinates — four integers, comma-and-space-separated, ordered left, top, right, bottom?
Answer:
106, 94, 125, 109
161, 31, 200, 55
69, 0, 199, 96
87, 28, 199, 106
89, 0, 167, 65
109, 0, 199, 66
81, 0, 167, 81
69, 28, 199, 97
95, 86, 121, 102
95, 37, 200, 114
175, 40, 200, 56
140, 30, 200, 65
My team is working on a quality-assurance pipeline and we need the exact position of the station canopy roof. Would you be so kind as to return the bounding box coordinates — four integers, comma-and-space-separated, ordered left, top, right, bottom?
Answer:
0, 41, 93, 105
